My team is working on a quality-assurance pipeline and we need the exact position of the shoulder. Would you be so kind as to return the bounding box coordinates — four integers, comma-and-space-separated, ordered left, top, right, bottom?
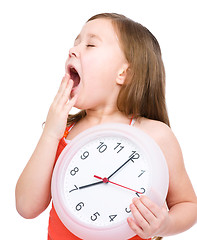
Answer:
134, 117, 183, 167
134, 117, 173, 141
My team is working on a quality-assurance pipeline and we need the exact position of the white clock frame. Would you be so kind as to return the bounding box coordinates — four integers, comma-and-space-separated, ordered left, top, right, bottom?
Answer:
51, 123, 169, 240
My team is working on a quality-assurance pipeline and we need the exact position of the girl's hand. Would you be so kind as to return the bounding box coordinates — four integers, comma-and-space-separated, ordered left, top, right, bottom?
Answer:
127, 196, 170, 239
43, 74, 78, 140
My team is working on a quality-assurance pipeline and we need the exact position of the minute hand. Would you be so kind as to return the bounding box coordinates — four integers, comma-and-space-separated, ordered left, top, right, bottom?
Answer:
107, 152, 139, 179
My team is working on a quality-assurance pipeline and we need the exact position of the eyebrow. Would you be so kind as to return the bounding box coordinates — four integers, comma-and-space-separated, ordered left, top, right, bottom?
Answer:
74, 33, 102, 43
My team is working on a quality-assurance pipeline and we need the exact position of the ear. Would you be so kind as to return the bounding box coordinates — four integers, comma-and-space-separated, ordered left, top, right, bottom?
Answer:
116, 63, 129, 85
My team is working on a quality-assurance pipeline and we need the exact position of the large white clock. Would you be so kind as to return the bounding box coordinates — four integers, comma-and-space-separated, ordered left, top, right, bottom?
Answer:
51, 123, 169, 240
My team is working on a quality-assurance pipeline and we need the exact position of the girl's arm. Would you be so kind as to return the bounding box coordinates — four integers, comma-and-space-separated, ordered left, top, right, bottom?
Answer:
15, 74, 78, 219
127, 121, 197, 238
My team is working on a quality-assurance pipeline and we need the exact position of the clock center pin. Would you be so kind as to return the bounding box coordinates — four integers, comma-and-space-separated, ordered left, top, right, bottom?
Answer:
103, 177, 109, 183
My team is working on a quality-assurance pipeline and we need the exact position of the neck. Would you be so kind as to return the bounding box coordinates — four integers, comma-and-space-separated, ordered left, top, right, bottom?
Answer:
84, 106, 130, 125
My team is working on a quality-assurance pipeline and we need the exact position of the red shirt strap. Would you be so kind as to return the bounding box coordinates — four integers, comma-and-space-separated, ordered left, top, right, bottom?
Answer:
63, 123, 75, 139
129, 116, 134, 125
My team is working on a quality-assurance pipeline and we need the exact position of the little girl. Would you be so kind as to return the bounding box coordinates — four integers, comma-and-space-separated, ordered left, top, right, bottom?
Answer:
15, 13, 197, 240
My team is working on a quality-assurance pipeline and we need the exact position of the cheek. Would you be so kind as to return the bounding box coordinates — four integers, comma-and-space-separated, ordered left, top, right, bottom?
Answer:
82, 49, 119, 80
83, 62, 117, 90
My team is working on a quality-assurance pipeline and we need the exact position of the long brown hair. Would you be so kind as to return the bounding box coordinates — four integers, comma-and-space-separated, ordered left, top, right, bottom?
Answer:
67, 13, 170, 130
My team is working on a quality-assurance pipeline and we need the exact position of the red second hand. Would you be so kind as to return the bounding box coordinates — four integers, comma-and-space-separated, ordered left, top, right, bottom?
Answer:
94, 175, 142, 194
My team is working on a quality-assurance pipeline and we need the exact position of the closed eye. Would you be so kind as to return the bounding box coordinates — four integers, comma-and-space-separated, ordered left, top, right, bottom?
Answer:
86, 44, 96, 47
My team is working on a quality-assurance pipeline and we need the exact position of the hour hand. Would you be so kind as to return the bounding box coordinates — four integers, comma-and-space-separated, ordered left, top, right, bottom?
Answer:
79, 180, 103, 190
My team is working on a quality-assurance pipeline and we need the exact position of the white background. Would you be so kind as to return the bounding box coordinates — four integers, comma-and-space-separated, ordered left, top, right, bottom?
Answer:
0, 0, 196, 239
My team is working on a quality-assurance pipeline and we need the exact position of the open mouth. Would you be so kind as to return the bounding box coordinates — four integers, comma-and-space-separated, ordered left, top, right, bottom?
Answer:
69, 66, 81, 88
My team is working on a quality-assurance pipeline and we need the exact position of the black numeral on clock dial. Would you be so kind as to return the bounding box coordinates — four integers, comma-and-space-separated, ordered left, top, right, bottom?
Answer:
138, 170, 146, 177
75, 202, 84, 211
125, 207, 131, 213
135, 187, 146, 197
114, 142, 124, 153
91, 212, 100, 221
80, 151, 89, 160
97, 142, 108, 153
69, 185, 79, 193
70, 167, 79, 176
129, 151, 140, 163
109, 214, 117, 222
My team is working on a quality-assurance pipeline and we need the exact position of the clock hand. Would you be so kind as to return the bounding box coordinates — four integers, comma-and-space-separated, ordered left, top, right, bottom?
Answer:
107, 152, 138, 180
79, 152, 139, 190
78, 180, 103, 190
94, 175, 143, 194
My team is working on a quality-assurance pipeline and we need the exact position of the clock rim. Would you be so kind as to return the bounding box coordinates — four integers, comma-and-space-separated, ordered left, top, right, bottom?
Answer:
51, 123, 169, 240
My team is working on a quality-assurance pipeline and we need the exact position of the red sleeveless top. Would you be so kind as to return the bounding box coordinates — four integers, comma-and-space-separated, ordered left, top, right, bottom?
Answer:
48, 120, 151, 240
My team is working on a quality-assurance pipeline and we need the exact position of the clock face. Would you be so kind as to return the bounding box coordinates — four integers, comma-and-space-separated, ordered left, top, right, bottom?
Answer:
52, 123, 169, 240
64, 135, 150, 227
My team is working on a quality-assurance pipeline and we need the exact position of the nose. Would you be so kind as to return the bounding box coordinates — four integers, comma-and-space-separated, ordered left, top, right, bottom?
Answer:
69, 46, 80, 58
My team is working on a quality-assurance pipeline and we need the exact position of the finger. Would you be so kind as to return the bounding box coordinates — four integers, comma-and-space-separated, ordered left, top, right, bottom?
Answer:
140, 196, 161, 217
57, 78, 74, 106
59, 74, 69, 92
64, 93, 78, 113
132, 197, 156, 225
61, 78, 74, 101
130, 201, 150, 230
54, 74, 70, 102
127, 217, 144, 237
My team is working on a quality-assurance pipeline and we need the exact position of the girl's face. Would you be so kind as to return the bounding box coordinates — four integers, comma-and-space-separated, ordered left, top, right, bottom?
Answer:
65, 18, 128, 110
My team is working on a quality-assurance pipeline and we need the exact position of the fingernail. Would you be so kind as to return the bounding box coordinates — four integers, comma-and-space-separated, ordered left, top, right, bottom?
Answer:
127, 217, 132, 223
69, 79, 74, 85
